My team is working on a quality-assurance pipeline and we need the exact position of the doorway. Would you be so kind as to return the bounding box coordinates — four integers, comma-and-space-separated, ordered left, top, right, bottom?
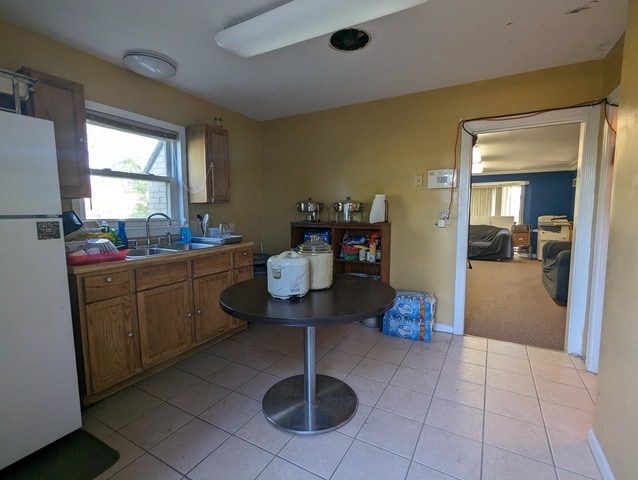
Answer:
453, 105, 604, 370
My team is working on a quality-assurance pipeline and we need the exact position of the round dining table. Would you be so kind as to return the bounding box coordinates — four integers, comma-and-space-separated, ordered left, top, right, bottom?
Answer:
219, 274, 396, 435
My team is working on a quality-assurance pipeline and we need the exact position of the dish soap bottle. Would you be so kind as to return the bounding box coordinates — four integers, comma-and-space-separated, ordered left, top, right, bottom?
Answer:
180, 219, 192, 243
117, 220, 128, 248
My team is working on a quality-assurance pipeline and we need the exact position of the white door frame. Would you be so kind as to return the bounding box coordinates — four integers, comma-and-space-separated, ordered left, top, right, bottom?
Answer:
453, 105, 602, 363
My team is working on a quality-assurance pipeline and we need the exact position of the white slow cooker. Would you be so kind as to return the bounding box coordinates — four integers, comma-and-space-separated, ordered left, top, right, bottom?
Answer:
267, 251, 309, 300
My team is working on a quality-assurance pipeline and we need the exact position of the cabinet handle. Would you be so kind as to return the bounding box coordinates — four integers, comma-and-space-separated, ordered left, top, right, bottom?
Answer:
187, 312, 193, 317
243, 251, 247, 256
105, 276, 113, 283
127, 332, 134, 338
196, 309, 203, 314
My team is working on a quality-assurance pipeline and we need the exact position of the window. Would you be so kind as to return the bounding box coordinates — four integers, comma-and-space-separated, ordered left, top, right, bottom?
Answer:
74, 102, 188, 226
471, 181, 528, 224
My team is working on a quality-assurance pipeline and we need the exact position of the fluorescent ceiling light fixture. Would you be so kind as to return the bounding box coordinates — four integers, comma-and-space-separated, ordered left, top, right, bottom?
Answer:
215, 0, 429, 57
472, 162, 484, 174
123, 50, 177, 79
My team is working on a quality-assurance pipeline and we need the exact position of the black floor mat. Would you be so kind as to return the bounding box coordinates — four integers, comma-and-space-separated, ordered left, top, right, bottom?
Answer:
1, 429, 120, 480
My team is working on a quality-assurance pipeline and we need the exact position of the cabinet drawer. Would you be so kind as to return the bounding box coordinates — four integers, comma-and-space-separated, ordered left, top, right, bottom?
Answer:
135, 261, 188, 291
192, 253, 232, 278
234, 248, 253, 268
83, 272, 130, 303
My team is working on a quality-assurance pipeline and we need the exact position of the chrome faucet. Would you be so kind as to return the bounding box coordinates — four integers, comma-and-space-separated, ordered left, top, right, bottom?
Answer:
145, 213, 172, 246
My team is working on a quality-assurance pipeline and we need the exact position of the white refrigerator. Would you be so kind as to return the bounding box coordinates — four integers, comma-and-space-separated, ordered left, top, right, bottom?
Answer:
0, 110, 82, 468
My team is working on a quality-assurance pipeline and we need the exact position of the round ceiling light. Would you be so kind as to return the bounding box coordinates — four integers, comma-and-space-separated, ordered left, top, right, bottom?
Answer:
122, 50, 177, 79
329, 28, 371, 52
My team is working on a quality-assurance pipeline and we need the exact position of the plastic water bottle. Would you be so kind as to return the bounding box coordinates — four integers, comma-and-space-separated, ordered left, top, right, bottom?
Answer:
180, 218, 192, 243
117, 220, 128, 248
424, 302, 432, 343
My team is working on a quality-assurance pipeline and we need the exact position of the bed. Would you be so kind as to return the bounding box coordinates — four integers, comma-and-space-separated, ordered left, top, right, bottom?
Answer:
468, 216, 514, 260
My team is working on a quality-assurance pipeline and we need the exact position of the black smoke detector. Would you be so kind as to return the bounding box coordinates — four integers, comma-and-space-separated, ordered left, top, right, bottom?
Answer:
329, 28, 370, 52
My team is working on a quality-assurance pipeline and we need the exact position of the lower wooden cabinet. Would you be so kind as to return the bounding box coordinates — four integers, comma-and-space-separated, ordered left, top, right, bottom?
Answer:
69, 243, 254, 405
85, 294, 140, 392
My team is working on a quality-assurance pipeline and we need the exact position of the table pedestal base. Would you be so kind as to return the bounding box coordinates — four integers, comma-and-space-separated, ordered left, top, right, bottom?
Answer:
263, 374, 357, 435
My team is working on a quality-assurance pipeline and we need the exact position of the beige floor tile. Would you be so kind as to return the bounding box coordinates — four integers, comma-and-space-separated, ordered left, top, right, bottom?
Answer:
532, 362, 585, 387
150, 418, 229, 473
536, 379, 595, 412
350, 357, 399, 383
344, 373, 387, 406
316, 349, 362, 373
486, 367, 538, 397
487, 352, 532, 376
548, 429, 602, 479
264, 355, 305, 378
406, 461, 460, 480
256, 457, 323, 480
413, 425, 482, 480
487, 339, 529, 359
206, 361, 261, 390
81, 413, 114, 441
188, 436, 273, 480
376, 384, 432, 421
485, 386, 544, 425
316, 364, 349, 380
134, 367, 200, 400
377, 334, 415, 350
556, 467, 600, 479
446, 345, 487, 366
235, 412, 293, 454
401, 349, 446, 372
484, 412, 553, 463
357, 408, 422, 458
451, 334, 488, 351
410, 338, 451, 357
167, 379, 230, 415
199, 391, 261, 433
366, 343, 410, 364
107, 453, 182, 480
94, 432, 145, 480
235, 347, 284, 370
174, 351, 230, 378
315, 330, 344, 348
540, 401, 594, 438
335, 336, 376, 356
434, 375, 485, 409
441, 357, 486, 385
390, 365, 439, 395
482, 444, 558, 480
206, 338, 255, 360
337, 402, 372, 438
578, 370, 598, 391
425, 397, 484, 441
331, 440, 411, 480
527, 347, 575, 368
119, 403, 193, 450
279, 430, 353, 478
87, 387, 163, 430
235, 371, 281, 401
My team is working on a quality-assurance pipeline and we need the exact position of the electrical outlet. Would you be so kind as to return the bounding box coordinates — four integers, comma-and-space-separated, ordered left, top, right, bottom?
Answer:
414, 174, 424, 187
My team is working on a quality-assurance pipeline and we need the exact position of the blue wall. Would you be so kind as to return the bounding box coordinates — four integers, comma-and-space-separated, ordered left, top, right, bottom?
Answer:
473, 170, 576, 254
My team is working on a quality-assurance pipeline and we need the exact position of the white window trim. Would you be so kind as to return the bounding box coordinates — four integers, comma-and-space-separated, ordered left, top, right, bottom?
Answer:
73, 101, 188, 238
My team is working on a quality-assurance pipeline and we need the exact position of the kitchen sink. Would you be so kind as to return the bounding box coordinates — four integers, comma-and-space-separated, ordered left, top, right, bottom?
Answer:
126, 243, 219, 258
163, 243, 219, 251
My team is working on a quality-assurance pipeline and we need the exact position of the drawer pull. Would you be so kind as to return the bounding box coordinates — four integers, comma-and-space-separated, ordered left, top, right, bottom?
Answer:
243, 251, 247, 256
105, 276, 113, 283
127, 332, 134, 338
187, 312, 193, 318
196, 309, 203, 314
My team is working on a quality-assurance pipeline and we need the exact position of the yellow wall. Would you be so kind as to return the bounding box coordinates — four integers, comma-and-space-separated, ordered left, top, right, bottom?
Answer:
0, 20, 264, 247
261, 62, 609, 327
594, 0, 638, 477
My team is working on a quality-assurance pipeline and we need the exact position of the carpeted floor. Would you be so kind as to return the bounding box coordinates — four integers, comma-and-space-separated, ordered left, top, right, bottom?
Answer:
465, 255, 566, 350
0, 429, 119, 480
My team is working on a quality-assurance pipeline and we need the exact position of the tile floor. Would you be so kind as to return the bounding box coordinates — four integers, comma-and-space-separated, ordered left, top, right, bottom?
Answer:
84, 323, 601, 480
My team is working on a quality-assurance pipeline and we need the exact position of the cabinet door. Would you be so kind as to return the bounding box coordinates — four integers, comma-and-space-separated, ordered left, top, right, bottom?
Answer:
192, 270, 233, 344
85, 295, 140, 392
137, 281, 193, 368
187, 124, 229, 203
20, 67, 91, 199
234, 265, 253, 283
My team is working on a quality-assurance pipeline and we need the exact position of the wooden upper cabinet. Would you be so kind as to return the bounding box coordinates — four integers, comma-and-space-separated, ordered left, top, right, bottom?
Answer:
186, 124, 230, 203
20, 67, 91, 199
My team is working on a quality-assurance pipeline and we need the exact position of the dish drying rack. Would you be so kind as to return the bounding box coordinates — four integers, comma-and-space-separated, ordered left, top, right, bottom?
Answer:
0, 68, 35, 114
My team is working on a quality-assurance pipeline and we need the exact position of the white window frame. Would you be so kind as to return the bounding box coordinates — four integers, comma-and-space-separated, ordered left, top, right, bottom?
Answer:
73, 101, 188, 238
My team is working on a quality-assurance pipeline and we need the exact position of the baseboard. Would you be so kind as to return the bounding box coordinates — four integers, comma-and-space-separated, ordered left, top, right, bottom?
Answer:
588, 429, 615, 480
434, 323, 454, 334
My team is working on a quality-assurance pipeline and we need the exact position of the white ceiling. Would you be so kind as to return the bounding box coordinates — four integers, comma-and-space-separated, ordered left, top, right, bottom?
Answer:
0, 0, 626, 173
